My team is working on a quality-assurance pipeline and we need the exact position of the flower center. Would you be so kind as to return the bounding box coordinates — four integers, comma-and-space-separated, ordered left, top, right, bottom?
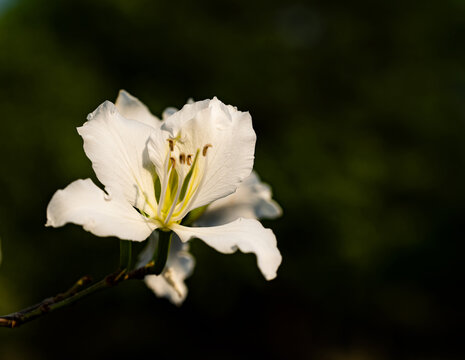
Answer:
152, 136, 212, 228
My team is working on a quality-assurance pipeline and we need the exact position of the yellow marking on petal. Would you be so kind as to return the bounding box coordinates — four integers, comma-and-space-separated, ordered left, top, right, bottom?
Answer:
171, 150, 202, 220
153, 136, 214, 226
161, 168, 179, 217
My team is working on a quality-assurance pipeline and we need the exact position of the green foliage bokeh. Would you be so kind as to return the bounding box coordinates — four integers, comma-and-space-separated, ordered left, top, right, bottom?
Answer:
0, 0, 464, 359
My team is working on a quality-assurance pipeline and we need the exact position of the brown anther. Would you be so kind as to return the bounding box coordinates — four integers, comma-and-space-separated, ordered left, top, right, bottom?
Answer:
167, 139, 174, 152
187, 154, 193, 166
170, 157, 176, 168
179, 153, 186, 164
202, 144, 213, 156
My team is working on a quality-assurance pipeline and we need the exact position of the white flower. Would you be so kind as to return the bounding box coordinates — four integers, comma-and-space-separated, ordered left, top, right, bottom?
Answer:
143, 171, 282, 305
197, 171, 282, 227
46, 91, 282, 293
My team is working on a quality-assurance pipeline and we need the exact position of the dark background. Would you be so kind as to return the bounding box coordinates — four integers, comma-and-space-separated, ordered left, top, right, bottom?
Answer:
0, 0, 464, 359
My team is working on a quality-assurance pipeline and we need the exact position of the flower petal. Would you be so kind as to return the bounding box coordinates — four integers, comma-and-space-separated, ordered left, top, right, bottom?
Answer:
115, 90, 161, 129
78, 101, 157, 216
171, 218, 281, 280
137, 231, 158, 268
197, 171, 282, 226
142, 232, 195, 305
148, 98, 256, 215
46, 179, 156, 241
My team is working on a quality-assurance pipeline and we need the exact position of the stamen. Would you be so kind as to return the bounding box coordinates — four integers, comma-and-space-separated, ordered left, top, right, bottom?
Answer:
187, 154, 193, 166
167, 139, 174, 152
179, 153, 186, 164
170, 150, 205, 222
164, 169, 183, 224
157, 151, 172, 219
170, 157, 176, 168
202, 144, 212, 156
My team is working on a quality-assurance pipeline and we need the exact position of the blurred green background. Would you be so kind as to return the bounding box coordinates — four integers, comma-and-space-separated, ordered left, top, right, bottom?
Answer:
0, 0, 464, 359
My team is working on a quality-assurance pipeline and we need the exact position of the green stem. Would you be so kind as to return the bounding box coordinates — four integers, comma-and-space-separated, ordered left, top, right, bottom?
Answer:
152, 230, 172, 275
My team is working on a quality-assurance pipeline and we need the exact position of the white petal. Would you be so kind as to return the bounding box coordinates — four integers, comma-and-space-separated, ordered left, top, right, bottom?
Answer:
149, 98, 256, 213
137, 231, 158, 268
147, 99, 211, 180
115, 90, 161, 129
197, 171, 282, 226
78, 101, 157, 216
171, 218, 281, 280
143, 232, 195, 305
46, 179, 156, 241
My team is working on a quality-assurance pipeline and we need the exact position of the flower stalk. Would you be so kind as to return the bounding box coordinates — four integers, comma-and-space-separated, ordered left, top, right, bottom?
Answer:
119, 240, 133, 270
152, 230, 172, 275
0, 261, 158, 329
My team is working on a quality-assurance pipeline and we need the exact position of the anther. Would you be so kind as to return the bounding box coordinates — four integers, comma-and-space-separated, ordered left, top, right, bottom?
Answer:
187, 154, 193, 166
202, 144, 213, 156
170, 157, 176, 168
167, 139, 174, 152
179, 153, 186, 164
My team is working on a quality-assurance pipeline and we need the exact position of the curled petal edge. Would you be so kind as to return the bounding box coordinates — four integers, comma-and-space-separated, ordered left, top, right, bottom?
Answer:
171, 218, 281, 280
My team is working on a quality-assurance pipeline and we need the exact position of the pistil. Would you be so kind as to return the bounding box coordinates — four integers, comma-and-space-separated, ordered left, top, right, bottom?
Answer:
154, 137, 212, 227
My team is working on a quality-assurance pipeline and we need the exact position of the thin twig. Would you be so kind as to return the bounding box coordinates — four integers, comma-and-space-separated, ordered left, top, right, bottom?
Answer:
0, 261, 155, 329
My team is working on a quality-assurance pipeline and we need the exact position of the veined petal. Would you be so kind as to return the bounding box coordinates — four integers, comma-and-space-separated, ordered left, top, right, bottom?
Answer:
147, 98, 256, 224
78, 101, 157, 217
142, 232, 195, 305
147, 99, 211, 180
115, 90, 161, 129
197, 171, 282, 226
165, 98, 256, 209
171, 218, 281, 280
46, 179, 156, 241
